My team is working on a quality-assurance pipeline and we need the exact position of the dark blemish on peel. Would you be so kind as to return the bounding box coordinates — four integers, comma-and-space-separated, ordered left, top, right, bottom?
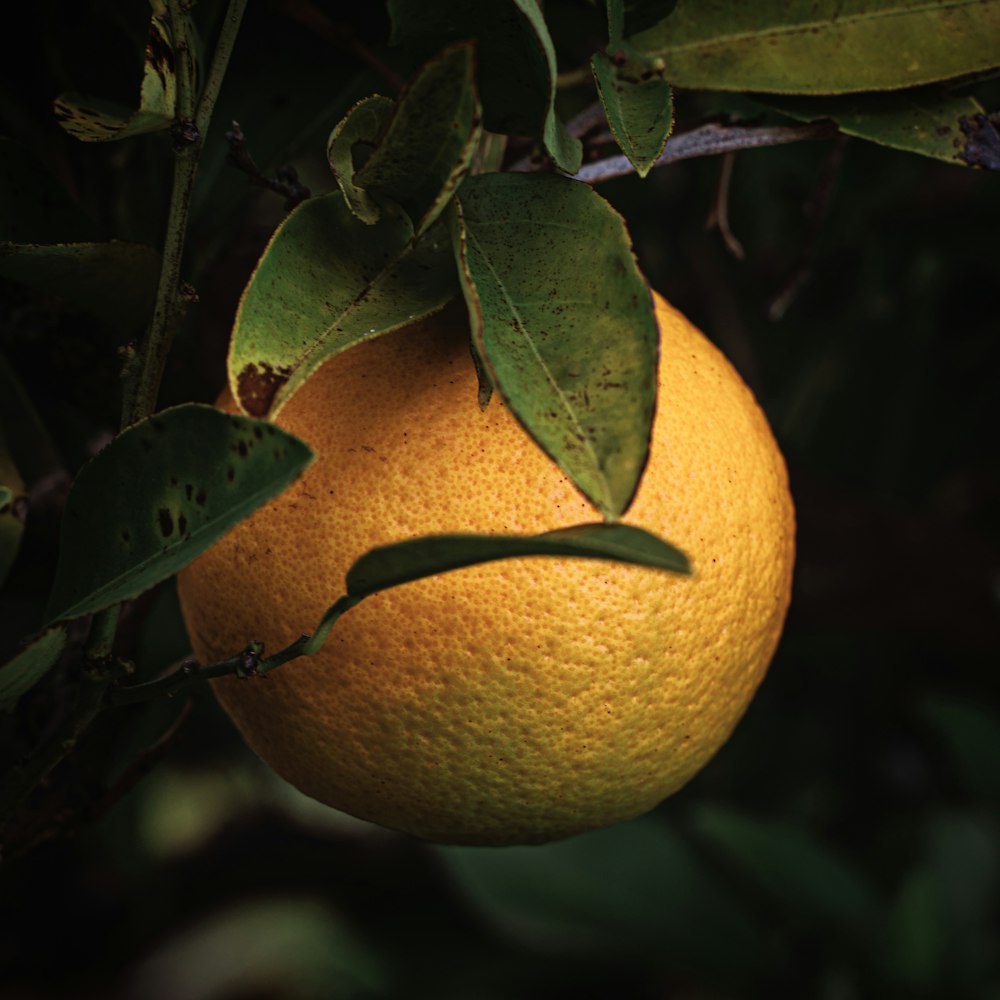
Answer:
185, 484, 193, 500
237, 440, 248, 458
196, 488, 207, 507
178, 513, 188, 536
253, 427, 264, 440
227, 467, 236, 482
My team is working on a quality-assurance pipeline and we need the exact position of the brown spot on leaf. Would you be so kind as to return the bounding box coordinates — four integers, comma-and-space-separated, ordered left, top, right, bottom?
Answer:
158, 508, 173, 537
237, 362, 293, 418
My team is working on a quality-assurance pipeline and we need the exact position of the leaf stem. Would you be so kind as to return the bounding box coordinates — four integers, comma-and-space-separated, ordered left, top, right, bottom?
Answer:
107, 593, 365, 705
123, 0, 248, 427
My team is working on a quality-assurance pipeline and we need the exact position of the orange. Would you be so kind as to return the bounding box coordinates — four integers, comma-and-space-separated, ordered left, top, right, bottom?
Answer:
178, 291, 795, 845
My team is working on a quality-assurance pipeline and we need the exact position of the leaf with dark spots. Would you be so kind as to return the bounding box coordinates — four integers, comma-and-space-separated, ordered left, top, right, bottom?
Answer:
593, 47, 674, 178
53, 9, 193, 141
452, 173, 657, 521
355, 42, 482, 237
765, 90, 991, 165
228, 193, 457, 419
44, 404, 314, 624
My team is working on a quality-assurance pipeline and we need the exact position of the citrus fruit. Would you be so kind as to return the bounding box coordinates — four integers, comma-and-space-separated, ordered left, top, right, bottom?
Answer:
178, 290, 795, 845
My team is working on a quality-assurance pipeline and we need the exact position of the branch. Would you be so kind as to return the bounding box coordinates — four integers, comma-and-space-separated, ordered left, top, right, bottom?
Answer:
225, 121, 312, 210
512, 118, 840, 182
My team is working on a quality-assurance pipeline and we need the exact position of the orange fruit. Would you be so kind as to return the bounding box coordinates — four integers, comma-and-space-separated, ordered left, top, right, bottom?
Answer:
178, 291, 794, 845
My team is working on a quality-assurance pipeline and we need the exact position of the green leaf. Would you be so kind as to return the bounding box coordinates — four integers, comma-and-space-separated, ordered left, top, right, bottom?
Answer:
764, 90, 988, 165
592, 50, 674, 177
299, 523, 688, 659
0, 138, 94, 243
631, 0, 1000, 95
437, 817, 767, 970
355, 43, 483, 236
44, 404, 314, 624
0, 627, 67, 713
453, 172, 658, 520
326, 95, 397, 224
0, 241, 161, 334
690, 805, 879, 925
52, 6, 190, 141
229, 193, 458, 419
387, 0, 583, 173
345, 522, 689, 598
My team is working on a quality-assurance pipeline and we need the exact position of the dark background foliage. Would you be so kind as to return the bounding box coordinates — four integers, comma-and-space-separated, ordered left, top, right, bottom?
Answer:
1, 2, 998, 997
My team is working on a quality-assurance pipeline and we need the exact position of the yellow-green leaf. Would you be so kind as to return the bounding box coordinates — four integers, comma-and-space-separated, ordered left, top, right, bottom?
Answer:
632, 0, 1000, 95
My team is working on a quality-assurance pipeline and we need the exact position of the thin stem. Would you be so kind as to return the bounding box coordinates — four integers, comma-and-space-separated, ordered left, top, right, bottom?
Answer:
108, 593, 365, 705
108, 643, 264, 705
195, 0, 249, 137
123, 0, 248, 426
569, 121, 840, 184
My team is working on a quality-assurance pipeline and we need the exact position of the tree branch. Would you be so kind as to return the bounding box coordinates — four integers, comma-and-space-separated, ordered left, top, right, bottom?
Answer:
511, 118, 840, 181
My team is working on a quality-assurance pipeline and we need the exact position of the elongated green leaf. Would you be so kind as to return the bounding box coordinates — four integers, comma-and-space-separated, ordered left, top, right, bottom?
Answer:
44, 405, 314, 624
453, 172, 658, 520
691, 805, 879, 925
356, 43, 482, 236
387, 0, 582, 173
765, 90, 988, 164
0, 241, 160, 333
631, 0, 1000, 95
53, 8, 190, 141
592, 50, 674, 177
299, 522, 689, 658
345, 522, 689, 597
0, 627, 67, 713
229, 193, 457, 419
326, 95, 396, 225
